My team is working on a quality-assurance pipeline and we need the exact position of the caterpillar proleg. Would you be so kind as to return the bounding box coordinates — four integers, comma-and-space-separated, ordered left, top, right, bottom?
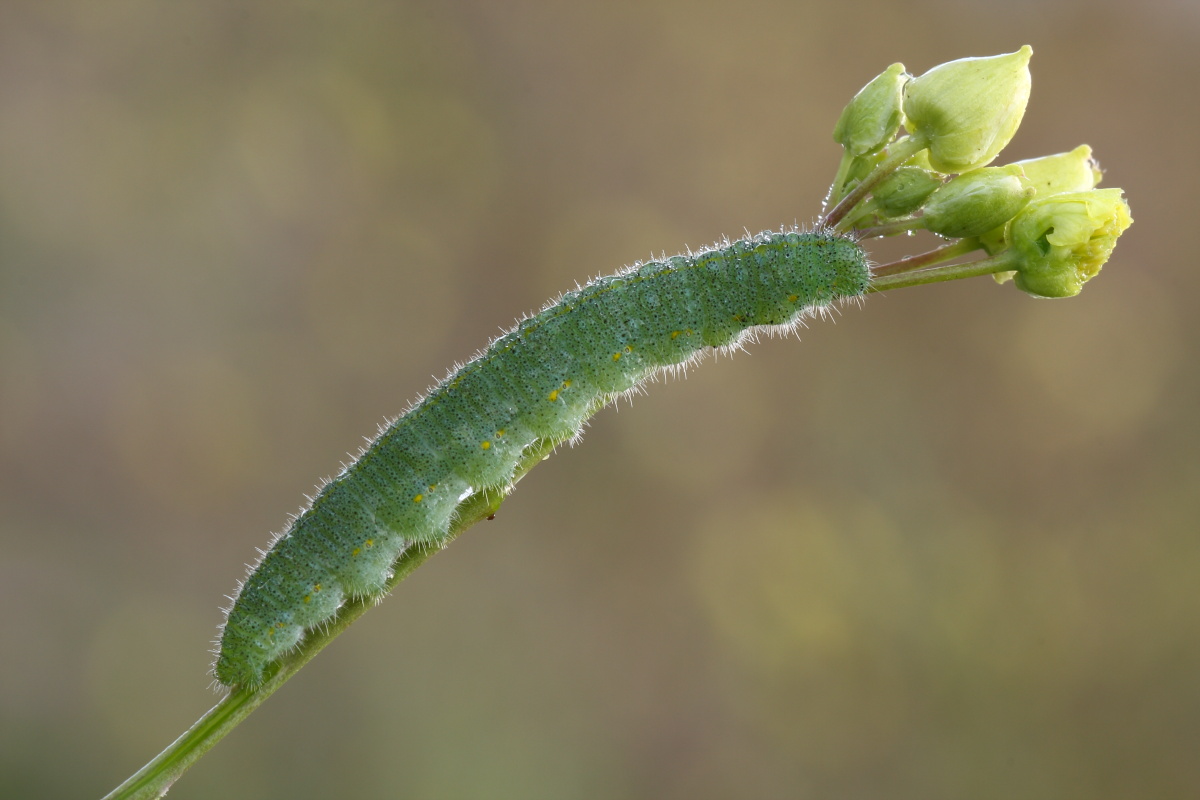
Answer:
214, 227, 870, 686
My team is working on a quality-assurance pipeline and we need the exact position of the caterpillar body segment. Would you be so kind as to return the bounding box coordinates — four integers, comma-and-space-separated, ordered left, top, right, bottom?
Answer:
215, 228, 870, 687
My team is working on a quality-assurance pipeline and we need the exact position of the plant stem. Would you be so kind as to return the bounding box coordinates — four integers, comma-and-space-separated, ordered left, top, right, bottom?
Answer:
854, 216, 926, 239
825, 135, 927, 230
100, 437, 559, 800
868, 250, 1019, 292
870, 238, 981, 277
826, 150, 856, 207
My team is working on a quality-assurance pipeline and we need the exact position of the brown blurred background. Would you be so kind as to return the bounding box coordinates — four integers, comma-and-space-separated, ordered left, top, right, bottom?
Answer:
2, 1, 1196, 798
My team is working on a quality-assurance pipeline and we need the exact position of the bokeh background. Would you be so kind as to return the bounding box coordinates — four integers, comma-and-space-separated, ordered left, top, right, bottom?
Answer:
2, 1, 1196, 798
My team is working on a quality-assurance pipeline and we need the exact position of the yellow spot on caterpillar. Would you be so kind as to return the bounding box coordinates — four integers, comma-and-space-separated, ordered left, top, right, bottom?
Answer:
788, 294, 799, 302
413, 494, 424, 503
352, 547, 362, 556
313, 583, 322, 592
496, 429, 505, 437
481, 440, 491, 450
547, 390, 559, 402
303, 594, 312, 604
613, 353, 621, 362
275, 622, 285, 629
670, 330, 681, 339
562, 380, 572, 388
365, 538, 374, 548
428, 484, 437, 491
625, 345, 633, 353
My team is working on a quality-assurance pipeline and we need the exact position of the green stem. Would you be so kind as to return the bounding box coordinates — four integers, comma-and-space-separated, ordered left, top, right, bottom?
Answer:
839, 197, 889, 232
101, 437, 560, 800
854, 215, 926, 239
825, 134, 927, 230
827, 150, 856, 207
870, 238, 981, 277
868, 249, 1019, 292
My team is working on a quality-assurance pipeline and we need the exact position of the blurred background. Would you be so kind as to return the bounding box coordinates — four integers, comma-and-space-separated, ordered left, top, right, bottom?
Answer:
1, 1, 1196, 798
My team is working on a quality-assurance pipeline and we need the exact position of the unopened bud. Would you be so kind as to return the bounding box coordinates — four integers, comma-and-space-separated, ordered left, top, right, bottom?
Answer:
1011, 145, 1102, 195
833, 63, 908, 157
922, 164, 1035, 239
872, 166, 944, 218
903, 46, 1033, 173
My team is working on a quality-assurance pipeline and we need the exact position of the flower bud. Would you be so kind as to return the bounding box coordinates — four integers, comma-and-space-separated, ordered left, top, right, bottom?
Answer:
903, 46, 1032, 173
872, 166, 944, 218
921, 164, 1035, 238
1008, 188, 1133, 298
981, 146, 1103, 259
833, 63, 908, 157
1012, 145, 1102, 195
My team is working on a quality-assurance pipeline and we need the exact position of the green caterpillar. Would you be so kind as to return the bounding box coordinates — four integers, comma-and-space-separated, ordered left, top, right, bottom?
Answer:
215, 227, 870, 687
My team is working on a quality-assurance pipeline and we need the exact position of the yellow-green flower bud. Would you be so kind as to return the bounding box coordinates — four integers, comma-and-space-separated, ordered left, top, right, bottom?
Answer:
981, 146, 1103, 260
872, 166, 944, 218
903, 46, 1033, 173
1008, 188, 1133, 298
1012, 145, 1102, 195
833, 63, 909, 157
921, 164, 1035, 238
